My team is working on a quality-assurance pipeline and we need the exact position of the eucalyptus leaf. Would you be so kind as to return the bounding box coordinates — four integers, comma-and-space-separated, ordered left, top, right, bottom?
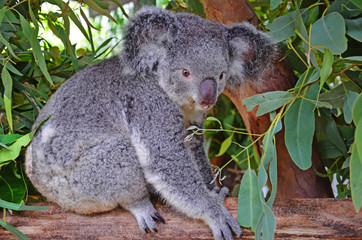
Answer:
237, 168, 263, 231
311, 12, 347, 54
346, 18, 362, 42
319, 48, 334, 91
350, 143, 362, 212
285, 84, 319, 170
216, 134, 233, 157
270, 0, 281, 10
243, 91, 294, 116
266, 9, 308, 42
344, 90, 359, 124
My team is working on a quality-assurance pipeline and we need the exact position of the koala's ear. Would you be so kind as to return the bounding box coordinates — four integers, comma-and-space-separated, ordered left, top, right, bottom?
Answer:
124, 7, 179, 74
226, 22, 280, 85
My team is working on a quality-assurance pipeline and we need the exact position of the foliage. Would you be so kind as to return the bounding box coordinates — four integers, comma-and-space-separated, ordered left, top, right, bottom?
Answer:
235, 0, 361, 239
1, 0, 361, 240
0, 0, 126, 238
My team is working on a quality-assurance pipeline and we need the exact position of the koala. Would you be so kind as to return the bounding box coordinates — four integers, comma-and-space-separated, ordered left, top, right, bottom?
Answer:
25, 7, 277, 240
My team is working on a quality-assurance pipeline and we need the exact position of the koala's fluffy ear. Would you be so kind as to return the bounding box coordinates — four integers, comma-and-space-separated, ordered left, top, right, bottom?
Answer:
124, 7, 179, 74
226, 22, 280, 86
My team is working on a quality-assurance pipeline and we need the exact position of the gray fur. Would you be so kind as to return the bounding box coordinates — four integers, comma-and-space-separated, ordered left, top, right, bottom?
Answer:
26, 7, 277, 240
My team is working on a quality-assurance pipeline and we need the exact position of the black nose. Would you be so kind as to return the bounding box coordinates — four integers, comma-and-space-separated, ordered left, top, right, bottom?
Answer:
199, 79, 217, 109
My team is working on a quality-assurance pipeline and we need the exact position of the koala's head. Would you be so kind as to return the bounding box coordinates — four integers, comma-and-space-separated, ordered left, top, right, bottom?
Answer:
124, 7, 277, 111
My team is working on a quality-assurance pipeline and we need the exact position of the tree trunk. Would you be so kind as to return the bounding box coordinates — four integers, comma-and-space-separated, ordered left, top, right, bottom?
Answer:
201, 0, 333, 198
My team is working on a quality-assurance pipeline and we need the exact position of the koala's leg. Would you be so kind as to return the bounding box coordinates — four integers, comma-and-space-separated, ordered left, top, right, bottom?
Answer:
27, 132, 164, 230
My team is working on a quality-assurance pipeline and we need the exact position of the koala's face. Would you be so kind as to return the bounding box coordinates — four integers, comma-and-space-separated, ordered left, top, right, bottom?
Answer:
160, 15, 229, 112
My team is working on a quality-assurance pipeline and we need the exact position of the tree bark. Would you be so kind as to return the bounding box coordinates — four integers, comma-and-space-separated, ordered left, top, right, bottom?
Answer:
2, 199, 360, 239
201, 0, 333, 198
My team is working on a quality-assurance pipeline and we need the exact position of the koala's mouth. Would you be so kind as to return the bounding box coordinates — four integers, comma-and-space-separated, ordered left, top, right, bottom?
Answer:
200, 102, 215, 110
188, 96, 215, 111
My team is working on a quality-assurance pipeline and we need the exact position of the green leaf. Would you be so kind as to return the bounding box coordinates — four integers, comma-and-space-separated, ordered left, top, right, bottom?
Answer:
28, 6, 54, 85
237, 168, 263, 231
350, 143, 362, 212
107, 0, 129, 18
0, 199, 51, 211
216, 134, 233, 157
344, 91, 359, 124
0, 7, 6, 24
206, 116, 223, 129
1, 67, 13, 131
0, 131, 35, 165
187, 0, 205, 15
319, 48, 334, 91
305, 6, 319, 27
350, 0, 362, 9
83, 0, 117, 23
345, 18, 362, 42
4, 62, 23, 76
311, 12, 347, 54
243, 91, 294, 116
0, 134, 22, 145
270, 0, 281, 10
319, 82, 358, 108
325, 115, 348, 157
353, 93, 362, 123
266, 9, 308, 42
285, 84, 319, 170
51, 0, 90, 42
0, 220, 30, 240
0, 32, 20, 60
0, 164, 26, 202
295, 6, 308, 43
19, 14, 32, 41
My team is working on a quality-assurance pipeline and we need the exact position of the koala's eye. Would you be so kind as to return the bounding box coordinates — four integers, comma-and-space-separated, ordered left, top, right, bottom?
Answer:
182, 69, 191, 78
219, 72, 225, 81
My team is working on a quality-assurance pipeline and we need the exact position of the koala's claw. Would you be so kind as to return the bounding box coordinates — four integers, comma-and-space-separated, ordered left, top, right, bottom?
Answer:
153, 212, 165, 224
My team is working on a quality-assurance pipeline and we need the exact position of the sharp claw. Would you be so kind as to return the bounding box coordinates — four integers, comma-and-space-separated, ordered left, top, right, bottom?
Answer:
152, 228, 158, 233
144, 228, 149, 234
154, 212, 165, 224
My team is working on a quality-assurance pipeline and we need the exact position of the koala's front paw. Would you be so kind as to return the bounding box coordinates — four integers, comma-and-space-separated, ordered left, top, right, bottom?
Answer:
207, 206, 242, 240
211, 186, 229, 204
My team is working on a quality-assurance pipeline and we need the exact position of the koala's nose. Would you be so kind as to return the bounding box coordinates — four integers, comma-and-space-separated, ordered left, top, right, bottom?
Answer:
199, 79, 217, 109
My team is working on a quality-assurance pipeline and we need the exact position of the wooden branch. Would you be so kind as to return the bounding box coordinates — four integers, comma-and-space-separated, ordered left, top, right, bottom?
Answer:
1, 198, 360, 239
201, 0, 333, 198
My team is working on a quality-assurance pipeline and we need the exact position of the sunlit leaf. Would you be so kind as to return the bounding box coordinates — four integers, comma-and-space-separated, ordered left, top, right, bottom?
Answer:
216, 134, 233, 157
83, 0, 117, 23
0, 131, 35, 165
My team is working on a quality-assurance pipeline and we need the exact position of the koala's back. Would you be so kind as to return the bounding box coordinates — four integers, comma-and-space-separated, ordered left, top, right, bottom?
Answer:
34, 56, 124, 131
